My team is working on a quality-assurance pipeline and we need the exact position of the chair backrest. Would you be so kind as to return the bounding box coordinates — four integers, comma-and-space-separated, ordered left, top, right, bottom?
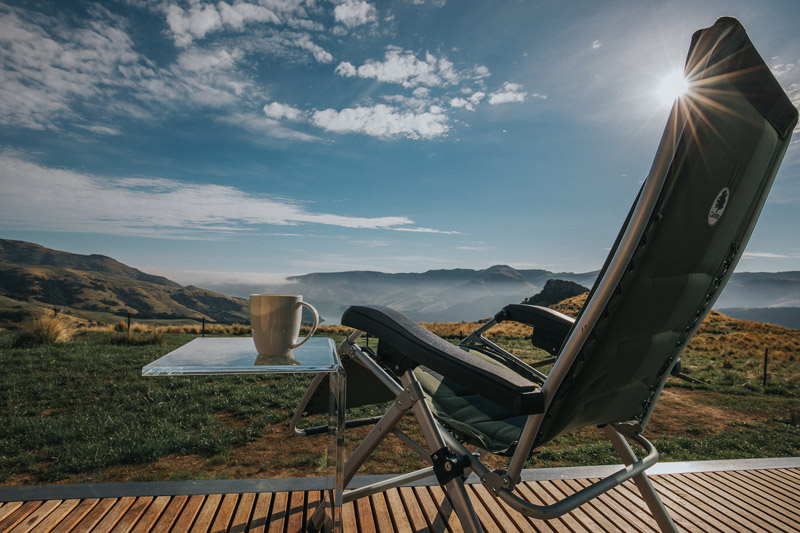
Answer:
534, 17, 797, 447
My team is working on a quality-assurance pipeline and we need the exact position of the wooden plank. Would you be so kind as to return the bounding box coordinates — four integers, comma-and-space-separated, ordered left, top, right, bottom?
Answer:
284, 491, 305, 533
536, 480, 604, 532
415, 485, 452, 532
398, 486, 429, 532
464, 484, 506, 532
192, 494, 222, 533
51, 498, 110, 533
383, 488, 413, 533
247, 493, 273, 533
687, 471, 797, 531
650, 475, 739, 533
229, 492, 256, 533
341, 501, 357, 533
266, 492, 288, 533
645, 476, 723, 533
9, 499, 62, 533
654, 474, 762, 533
747, 469, 800, 504
712, 470, 800, 523
149, 495, 189, 533
515, 482, 572, 533
547, 479, 620, 532
469, 484, 523, 533
683, 471, 785, 531
208, 493, 238, 533
354, 496, 376, 533
0, 502, 23, 525
564, 478, 656, 533
130, 496, 170, 533
427, 485, 464, 533
305, 491, 322, 532
0, 501, 41, 532
170, 494, 206, 532
81, 497, 135, 533
368, 493, 394, 533
110, 496, 153, 533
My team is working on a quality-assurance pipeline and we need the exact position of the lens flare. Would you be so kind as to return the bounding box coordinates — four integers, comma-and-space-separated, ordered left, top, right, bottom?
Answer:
657, 70, 689, 105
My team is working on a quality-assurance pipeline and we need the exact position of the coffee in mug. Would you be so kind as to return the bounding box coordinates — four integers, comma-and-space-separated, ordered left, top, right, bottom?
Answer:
250, 294, 319, 357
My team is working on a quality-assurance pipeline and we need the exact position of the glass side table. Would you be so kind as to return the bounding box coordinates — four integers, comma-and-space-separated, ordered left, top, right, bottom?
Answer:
143, 337, 344, 532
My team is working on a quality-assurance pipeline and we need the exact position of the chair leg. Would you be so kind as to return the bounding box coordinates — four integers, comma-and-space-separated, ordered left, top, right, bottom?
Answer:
604, 425, 678, 533
401, 370, 484, 533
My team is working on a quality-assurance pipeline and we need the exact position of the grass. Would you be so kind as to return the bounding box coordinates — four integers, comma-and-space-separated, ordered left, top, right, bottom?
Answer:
0, 305, 799, 485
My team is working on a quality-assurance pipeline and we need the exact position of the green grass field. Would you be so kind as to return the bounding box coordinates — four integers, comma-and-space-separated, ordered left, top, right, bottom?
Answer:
1, 326, 798, 485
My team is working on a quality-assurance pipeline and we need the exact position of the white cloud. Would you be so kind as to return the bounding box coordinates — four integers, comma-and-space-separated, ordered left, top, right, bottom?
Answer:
0, 5, 265, 130
166, 3, 222, 46
743, 252, 791, 259
340, 47, 460, 88
312, 104, 449, 139
221, 112, 320, 142
488, 82, 528, 105
165, 1, 288, 46
218, 2, 280, 28
449, 91, 483, 111
333, 0, 377, 28
289, 33, 333, 63
0, 153, 424, 238
0, 6, 147, 130
263, 101, 303, 121
335, 61, 357, 77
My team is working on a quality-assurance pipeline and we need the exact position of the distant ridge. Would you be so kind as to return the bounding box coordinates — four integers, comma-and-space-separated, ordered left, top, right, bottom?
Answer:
0, 239, 248, 326
0, 239, 178, 287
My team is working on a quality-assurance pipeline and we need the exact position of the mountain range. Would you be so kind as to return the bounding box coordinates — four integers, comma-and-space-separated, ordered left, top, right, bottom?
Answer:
1, 238, 799, 329
0, 239, 249, 326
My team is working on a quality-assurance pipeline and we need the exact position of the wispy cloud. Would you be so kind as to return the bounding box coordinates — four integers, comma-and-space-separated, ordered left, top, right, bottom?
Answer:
488, 82, 538, 105
743, 252, 795, 259
0, 153, 451, 238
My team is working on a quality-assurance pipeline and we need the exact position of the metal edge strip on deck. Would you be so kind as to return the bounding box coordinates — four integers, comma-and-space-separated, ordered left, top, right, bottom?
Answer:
1, 457, 797, 502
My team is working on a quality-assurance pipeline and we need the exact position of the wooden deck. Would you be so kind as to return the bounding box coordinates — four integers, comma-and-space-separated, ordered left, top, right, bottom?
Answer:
1, 458, 799, 532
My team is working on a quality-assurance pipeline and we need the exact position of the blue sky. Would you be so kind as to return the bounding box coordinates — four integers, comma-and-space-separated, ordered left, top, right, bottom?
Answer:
1, 0, 798, 290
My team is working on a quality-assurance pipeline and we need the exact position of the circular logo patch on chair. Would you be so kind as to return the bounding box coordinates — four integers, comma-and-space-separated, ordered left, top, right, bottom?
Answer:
708, 187, 730, 226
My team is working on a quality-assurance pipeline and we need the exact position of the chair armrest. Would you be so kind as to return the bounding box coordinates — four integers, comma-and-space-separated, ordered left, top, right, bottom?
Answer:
342, 305, 545, 416
496, 304, 575, 355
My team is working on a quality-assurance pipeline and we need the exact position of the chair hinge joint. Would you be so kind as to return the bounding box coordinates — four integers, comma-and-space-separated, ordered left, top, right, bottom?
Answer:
431, 447, 470, 486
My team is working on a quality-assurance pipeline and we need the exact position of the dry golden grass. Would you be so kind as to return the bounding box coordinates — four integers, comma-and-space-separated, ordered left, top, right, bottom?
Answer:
13, 309, 75, 347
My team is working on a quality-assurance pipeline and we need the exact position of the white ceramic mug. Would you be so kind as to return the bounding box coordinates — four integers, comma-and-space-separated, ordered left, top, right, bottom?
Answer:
250, 294, 319, 357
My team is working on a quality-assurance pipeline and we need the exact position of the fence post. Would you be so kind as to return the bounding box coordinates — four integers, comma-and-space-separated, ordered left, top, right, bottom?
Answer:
127, 312, 131, 333
202, 316, 205, 337
763, 348, 769, 388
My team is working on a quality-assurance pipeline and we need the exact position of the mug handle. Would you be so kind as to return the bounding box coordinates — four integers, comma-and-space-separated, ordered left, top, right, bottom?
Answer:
291, 301, 319, 349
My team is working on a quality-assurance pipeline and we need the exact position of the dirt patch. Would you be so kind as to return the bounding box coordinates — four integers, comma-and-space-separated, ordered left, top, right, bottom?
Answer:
647, 388, 757, 435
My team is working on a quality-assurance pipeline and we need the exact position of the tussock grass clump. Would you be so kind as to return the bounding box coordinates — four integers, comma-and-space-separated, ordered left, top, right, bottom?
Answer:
13, 309, 73, 348
105, 330, 166, 346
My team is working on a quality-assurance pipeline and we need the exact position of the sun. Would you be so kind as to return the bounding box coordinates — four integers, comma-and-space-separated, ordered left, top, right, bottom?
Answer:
656, 69, 689, 106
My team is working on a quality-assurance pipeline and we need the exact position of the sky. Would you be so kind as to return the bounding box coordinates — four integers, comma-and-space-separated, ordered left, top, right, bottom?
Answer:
1, 0, 799, 292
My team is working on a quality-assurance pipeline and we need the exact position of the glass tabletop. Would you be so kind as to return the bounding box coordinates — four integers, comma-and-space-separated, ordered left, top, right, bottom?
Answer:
142, 336, 339, 376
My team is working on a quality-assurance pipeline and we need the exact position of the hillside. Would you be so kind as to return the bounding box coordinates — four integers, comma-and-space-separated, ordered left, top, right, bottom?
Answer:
0, 239, 248, 326
549, 293, 800, 374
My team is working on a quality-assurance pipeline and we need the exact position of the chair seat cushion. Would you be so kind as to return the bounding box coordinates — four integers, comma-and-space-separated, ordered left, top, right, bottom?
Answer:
414, 352, 528, 456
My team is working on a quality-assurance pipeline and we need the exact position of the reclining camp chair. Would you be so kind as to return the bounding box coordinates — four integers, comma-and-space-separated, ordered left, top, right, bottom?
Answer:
294, 17, 797, 532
